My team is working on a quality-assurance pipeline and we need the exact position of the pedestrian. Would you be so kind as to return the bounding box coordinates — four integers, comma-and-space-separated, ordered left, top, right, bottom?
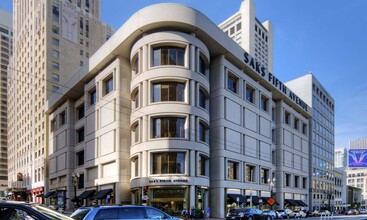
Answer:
206, 207, 210, 219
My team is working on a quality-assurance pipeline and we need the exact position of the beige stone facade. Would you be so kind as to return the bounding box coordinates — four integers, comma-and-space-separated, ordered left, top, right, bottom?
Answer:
7, 0, 114, 203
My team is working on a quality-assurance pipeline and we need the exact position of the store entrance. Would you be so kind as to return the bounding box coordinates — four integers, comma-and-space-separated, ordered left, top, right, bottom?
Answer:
150, 186, 188, 217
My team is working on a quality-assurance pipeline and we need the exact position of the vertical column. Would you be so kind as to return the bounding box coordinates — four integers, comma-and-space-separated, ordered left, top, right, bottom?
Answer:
190, 43, 196, 72
142, 115, 148, 143
142, 80, 148, 108
142, 150, 148, 177
190, 185, 196, 210
142, 43, 148, 72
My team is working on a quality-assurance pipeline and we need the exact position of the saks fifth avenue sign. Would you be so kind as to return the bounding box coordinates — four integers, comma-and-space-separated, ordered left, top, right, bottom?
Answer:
244, 52, 308, 112
148, 178, 189, 184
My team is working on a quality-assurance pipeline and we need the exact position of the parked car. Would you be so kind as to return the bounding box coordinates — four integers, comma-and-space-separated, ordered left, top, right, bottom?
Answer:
346, 209, 359, 215
359, 209, 367, 214
284, 209, 296, 218
226, 208, 272, 220
262, 210, 279, 219
70, 205, 182, 220
0, 201, 73, 220
276, 209, 290, 219
294, 210, 307, 218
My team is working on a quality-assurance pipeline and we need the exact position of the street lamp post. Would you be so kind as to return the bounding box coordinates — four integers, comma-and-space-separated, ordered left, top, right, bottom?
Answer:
72, 173, 80, 208
268, 177, 276, 210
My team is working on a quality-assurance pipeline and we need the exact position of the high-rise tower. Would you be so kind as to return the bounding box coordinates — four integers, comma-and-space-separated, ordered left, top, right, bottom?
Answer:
7, 0, 114, 202
219, 0, 273, 72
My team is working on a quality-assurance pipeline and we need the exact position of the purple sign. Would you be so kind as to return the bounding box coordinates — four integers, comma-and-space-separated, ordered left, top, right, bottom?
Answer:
348, 149, 367, 167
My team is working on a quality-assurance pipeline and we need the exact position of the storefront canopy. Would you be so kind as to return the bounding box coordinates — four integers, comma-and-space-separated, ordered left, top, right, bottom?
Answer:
227, 194, 247, 204
285, 199, 298, 206
44, 191, 56, 198
295, 200, 308, 207
246, 196, 260, 205
92, 189, 113, 200
78, 190, 96, 199
36, 194, 44, 198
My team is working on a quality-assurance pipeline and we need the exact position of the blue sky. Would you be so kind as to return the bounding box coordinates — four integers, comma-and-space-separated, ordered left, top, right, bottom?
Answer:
1, 0, 367, 148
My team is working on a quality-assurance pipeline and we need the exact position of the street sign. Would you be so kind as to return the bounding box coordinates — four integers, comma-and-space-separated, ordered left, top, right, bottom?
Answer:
267, 197, 275, 206
142, 195, 149, 200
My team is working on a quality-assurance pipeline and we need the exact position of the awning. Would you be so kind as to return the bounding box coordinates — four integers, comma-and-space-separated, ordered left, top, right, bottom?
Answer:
36, 194, 44, 198
285, 199, 298, 206
261, 197, 279, 205
44, 191, 56, 198
246, 196, 260, 205
295, 200, 308, 207
227, 194, 247, 204
78, 190, 96, 199
92, 189, 113, 200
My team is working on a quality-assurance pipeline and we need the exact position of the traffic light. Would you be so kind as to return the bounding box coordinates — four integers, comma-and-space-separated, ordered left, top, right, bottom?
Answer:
143, 186, 148, 196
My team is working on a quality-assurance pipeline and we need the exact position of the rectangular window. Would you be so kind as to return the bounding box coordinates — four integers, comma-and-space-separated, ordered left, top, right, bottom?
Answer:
52, 3, 59, 22
295, 175, 299, 188
227, 161, 238, 180
85, 0, 90, 11
80, 50, 83, 56
132, 123, 139, 144
199, 89, 206, 109
52, 38, 59, 47
260, 95, 269, 111
153, 46, 185, 66
59, 111, 66, 126
153, 117, 185, 138
77, 150, 84, 166
294, 117, 299, 130
198, 122, 206, 142
86, 19, 89, 37
52, 26, 59, 34
272, 150, 276, 165
272, 107, 276, 122
227, 73, 238, 94
52, 62, 59, 70
52, 50, 59, 58
77, 0, 81, 7
198, 155, 207, 176
52, 73, 59, 82
51, 119, 56, 132
77, 127, 85, 143
78, 173, 84, 189
260, 168, 269, 184
90, 89, 96, 105
52, 85, 59, 93
198, 56, 206, 75
133, 90, 139, 109
245, 164, 256, 182
133, 157, 139, 177
152, 152, 185, 174
79, 16, 83, 35
104, 77, 113, 95
246, 85, 255, 103
302, 123, 307, 135
271, 129, 276, 143
285, 173, 291, 187
284, 111, 291, 125
77, 104, 84, 120
153, 82, 185, 102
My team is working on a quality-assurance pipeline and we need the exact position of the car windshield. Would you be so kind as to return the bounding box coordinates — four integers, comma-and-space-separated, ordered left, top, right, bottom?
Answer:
30, 204, 73, 220
70, 207, 92, 220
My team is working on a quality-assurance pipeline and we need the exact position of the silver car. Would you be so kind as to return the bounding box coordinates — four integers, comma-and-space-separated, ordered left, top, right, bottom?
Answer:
70, 205, 182, 220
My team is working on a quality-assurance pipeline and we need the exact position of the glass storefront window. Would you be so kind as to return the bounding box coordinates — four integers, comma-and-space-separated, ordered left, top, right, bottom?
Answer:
150, 187, 188, 217
152, 152, 185, 174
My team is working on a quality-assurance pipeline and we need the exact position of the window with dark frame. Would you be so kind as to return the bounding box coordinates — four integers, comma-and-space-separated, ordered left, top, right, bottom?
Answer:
153, 117, 185, 138
153, 46, 185, 66
90, 89, 96, 105
77, 150, 84, 166
105, 77, 113, 95
152, 152, 185, 174
77, 127, 84, 143
153, 82, 185, 102
227, 161, 238, 180
246, 85, 255, 103
260, 95, 269, 111
59, 111, 66, 126
227, 74, 238, 94
77, 104, 84, 120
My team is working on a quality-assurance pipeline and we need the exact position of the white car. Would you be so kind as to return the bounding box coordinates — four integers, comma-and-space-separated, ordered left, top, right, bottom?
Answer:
294, 210, 307, 218
360, 209, 367, 214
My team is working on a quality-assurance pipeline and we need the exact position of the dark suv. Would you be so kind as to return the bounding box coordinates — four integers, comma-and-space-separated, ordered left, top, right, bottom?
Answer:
70, 205, 181, 220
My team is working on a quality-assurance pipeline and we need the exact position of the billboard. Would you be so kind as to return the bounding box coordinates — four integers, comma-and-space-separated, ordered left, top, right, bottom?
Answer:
348, 149, 367, 167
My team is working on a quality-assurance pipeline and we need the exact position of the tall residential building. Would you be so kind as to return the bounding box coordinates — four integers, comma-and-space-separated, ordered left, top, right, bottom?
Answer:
335, 148, 347, 168
219, 0, 273, 72
46, 3, 312, 215
0, 9, 12, 197
286, 73, 335, 211
7, 0, 114, 202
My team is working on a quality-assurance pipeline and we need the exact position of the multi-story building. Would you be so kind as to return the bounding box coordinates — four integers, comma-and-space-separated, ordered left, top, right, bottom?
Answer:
7, 0, 114, 202
0, 9, 12, 198
46, 3, 312, 215
335, 148, 347, 169
286, 73, 335, 211
346, 138, 367, 207
219, 0, 273, 72
334, 168, 347, 212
